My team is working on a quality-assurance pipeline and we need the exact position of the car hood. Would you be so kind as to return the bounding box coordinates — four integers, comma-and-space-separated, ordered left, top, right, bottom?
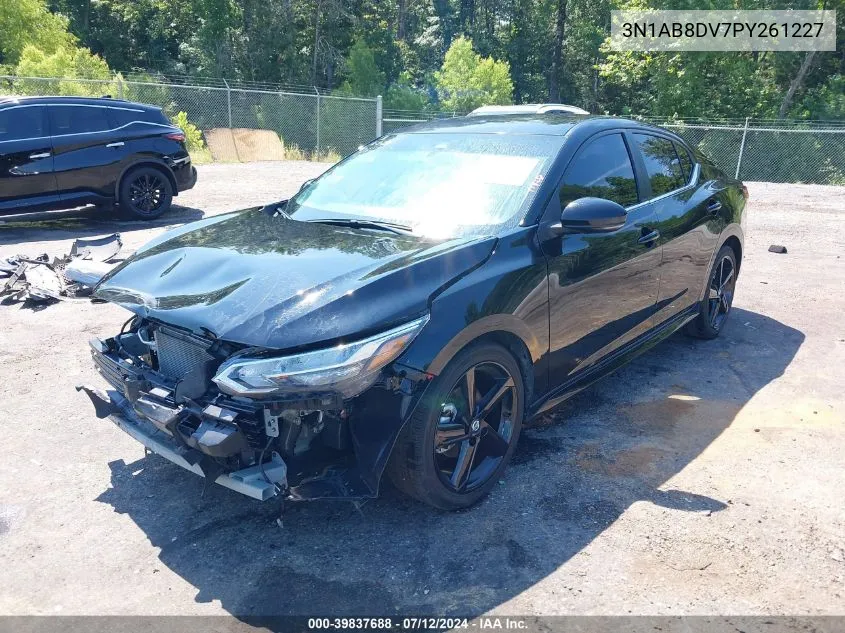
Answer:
95, 207, 497, 350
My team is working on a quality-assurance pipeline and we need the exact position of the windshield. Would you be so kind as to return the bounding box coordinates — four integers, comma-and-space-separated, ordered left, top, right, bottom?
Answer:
286, 132, 566, 238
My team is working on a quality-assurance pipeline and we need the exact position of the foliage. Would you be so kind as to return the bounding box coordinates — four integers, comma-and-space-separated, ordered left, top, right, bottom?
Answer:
339, 40, 385, 97
14, 45, 112, 96
171, 110, 205, 152
435, 37, 513, 112
0, 0, 75, 66
6, 0, 845, 124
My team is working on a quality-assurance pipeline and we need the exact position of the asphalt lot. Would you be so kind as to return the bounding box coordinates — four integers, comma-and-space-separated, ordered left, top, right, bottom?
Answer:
0, 163, 843, 618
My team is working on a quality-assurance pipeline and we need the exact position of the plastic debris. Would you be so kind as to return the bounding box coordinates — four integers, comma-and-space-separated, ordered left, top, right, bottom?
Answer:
0, 233, 124, 304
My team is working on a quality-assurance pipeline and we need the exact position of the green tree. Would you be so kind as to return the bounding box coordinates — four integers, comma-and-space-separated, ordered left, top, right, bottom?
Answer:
339, 39, 385, 97
0, 0, 74, 67
435, 36, 513, 112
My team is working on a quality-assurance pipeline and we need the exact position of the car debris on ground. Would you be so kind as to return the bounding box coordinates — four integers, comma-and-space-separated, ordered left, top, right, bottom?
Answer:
0, 233, 125, 304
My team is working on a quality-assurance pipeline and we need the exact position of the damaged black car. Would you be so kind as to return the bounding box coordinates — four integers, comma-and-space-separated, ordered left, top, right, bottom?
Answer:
80, 113, 746, 510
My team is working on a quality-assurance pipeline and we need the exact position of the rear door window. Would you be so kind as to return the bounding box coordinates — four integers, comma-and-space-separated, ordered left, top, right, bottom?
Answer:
49, 105, 110, 135
0, 106, 48, 142
560, 133, 639, 208
631, 133, 686, 198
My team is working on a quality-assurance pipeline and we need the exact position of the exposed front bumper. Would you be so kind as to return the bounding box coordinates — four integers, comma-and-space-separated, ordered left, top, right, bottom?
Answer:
78, 385, 287, 501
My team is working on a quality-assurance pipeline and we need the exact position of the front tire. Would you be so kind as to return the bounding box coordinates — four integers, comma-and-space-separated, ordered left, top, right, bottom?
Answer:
685, 245, 738, 339
119, 166, 173, 220
387, 341, 525, 510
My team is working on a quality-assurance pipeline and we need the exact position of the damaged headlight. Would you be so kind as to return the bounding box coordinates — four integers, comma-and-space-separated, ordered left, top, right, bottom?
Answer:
212, 315, 429, 399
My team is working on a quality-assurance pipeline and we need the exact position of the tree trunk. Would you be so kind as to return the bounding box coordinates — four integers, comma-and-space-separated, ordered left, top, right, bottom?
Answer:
312, 0, 323, 86
778, 51, 816, 118
397, 0, 407, 40
548, 0, 567, 102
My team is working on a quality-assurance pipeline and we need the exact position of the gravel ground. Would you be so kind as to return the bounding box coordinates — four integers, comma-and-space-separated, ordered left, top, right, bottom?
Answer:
0, 164, 843, 619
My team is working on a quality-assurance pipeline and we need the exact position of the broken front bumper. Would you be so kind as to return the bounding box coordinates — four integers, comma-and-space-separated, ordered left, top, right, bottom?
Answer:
78, 385, 287, 501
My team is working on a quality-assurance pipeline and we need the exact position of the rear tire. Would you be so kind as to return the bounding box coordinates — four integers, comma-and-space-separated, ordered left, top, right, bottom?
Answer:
387, 341, 524, 510
119, 166, 173, 220
685, 245, 738, 339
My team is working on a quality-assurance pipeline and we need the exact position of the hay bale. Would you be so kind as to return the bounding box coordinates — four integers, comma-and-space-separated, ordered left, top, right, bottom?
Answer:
204, 128, 285, 162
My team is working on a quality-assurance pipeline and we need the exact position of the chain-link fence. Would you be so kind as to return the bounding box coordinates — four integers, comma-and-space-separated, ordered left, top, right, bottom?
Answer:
3, 74, 844, 184
386, 112, 845, 185
0, 74, 380, 163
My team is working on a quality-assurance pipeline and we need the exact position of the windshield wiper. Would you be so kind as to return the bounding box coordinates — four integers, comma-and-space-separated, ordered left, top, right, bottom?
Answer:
304, 218, 413, 235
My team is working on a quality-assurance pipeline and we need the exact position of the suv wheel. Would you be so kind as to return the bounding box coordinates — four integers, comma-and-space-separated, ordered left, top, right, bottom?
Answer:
387, 341, 525, 510
119, 167, 173, 220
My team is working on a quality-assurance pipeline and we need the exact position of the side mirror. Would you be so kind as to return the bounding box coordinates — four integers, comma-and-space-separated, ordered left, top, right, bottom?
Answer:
559, 197, 627, 233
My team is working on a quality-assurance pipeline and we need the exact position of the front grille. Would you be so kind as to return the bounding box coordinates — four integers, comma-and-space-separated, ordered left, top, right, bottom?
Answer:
154, 326, 215, 380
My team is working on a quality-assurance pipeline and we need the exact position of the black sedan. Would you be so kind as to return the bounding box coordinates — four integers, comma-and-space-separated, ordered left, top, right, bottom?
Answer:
79, 113, 747, 510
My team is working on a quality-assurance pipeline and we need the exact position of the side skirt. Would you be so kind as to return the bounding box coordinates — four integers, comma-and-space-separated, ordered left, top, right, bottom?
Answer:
528, 304, 700, 418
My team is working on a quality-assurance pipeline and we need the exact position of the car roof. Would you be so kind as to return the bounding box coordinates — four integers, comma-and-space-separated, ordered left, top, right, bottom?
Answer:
469, 103, 590, 116
0, 95, 161, 111
401, 113, 674, 139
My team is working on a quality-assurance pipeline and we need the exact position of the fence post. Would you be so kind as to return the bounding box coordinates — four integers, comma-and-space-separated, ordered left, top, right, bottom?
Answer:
116, 78, 124, 100
223, 78, 232, 128
735, 116, 750, 179
376, 95, 383, 138
314, 87, 321, 155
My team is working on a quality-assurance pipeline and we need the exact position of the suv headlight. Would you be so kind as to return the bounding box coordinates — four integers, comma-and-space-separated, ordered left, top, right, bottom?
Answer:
212, 315, 429, 399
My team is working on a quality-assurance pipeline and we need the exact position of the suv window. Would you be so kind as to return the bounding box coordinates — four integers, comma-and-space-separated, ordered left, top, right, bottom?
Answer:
49, 105, 110, 135
674, 142, 694, 183
108, 107, 144, 128
632, 133, 686, 198
0, 106, 48, 142
560, 133, 638, 208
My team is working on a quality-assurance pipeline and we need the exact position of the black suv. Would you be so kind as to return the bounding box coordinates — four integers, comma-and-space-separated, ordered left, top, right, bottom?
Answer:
0, 95, 197, 219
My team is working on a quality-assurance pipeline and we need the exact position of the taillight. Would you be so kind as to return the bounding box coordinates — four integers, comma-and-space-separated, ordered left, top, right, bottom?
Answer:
741, 184, 749, 200
165, 132, 186, 142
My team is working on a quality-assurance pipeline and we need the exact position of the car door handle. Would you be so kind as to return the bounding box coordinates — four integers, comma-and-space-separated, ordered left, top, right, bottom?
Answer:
637, 229, 660, 245
707, 199, 723, 213
105, 142, 125, 148
29, 152, 51, 159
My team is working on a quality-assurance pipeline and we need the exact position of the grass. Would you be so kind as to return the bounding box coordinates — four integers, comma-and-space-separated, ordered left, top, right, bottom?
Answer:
189, 147, 214, 165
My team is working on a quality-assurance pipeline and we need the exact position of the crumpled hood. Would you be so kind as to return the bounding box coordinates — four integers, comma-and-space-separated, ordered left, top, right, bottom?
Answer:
96, 207, 496, 350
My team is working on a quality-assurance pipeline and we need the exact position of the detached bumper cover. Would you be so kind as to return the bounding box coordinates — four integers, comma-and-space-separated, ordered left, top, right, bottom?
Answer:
77, 385, 287, 501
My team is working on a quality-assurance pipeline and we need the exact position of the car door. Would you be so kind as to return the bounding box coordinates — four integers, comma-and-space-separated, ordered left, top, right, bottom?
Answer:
543, 131, 662, 389
49, 104, 129, 203
0, 104, 57, 212
627, 132, 723, 326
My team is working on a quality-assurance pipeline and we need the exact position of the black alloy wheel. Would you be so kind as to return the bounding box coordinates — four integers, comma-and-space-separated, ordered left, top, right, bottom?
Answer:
434, 361, 517, 493
707, 251, 736, 331
686, 244, 738, 339
387, 341, 525, 510
119, 167, 173, 219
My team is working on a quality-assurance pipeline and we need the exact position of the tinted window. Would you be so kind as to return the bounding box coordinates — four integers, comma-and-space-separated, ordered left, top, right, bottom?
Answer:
560, 133, 638, 208
0, 106, 47, 142
675, 142, 694, 183
632, 133, 685, 197
108, 107, 145, 127
49, 105, 109, 135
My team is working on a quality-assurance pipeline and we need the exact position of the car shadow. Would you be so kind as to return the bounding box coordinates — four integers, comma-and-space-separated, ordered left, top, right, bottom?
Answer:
0, 204, 204, 246
95, 307, 803, 617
